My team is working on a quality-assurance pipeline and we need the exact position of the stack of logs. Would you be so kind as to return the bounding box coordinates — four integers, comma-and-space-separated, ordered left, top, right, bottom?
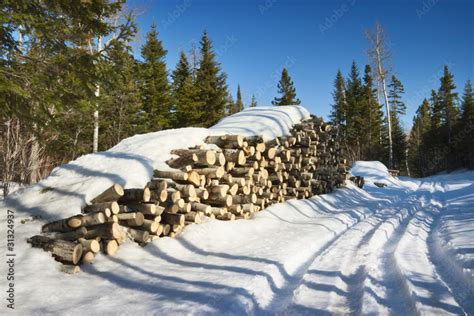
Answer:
28, 115, 349, 273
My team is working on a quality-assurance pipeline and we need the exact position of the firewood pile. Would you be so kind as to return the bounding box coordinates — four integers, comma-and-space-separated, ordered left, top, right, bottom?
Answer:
28, 115, 350, 273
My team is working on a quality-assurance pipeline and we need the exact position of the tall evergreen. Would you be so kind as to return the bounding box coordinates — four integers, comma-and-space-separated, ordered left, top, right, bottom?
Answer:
438, 65, 459, 144
345, 61, 363, 159
196, 31, 229, 126
408, 99, 431, 176
430, 89, 442, 129
387, 75, 407, 171
140, 23, 172, 131
171, 51, 204, 127
362, 65, 384, 159
235, 85, 244, 112
330, 70, 347, 133
250, 94, 257, 107
460, 80, 474, 168
272, 68, 301, 105
99, 42, 141, 149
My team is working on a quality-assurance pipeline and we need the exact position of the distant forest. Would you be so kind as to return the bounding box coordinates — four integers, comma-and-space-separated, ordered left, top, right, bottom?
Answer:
1, 1, 472, 196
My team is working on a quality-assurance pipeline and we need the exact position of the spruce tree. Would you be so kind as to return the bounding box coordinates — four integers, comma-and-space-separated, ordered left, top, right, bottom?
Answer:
460, 80, 474, 168
196, 31, 229, 126
250, 94, 257, 107
140, 23, 172, 131
387, 75, 407, 171
345, 61, 363, 160
408, 99, 431, 176
99, 42, 141, 149
438, 65, 459, 143
361, 65, 384, 159
272, 68, 301, 105
235, 85, 244, 112
171, 51, 204, 127
330, 70, 347, 130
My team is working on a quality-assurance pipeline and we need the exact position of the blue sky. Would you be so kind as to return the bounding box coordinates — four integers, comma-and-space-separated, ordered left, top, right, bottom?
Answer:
127, 0, 473, 128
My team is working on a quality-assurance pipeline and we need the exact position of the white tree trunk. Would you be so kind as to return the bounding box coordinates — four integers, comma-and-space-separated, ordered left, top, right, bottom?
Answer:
92, 36, 102, 153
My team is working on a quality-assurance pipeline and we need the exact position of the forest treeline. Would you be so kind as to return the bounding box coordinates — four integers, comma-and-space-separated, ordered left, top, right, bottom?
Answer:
0, 1, 300, 196
1, 1, 472, 197
329, 62, 473, 177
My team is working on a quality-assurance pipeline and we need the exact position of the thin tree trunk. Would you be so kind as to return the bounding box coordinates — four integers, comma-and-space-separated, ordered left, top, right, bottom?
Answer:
92, 36, 102, 153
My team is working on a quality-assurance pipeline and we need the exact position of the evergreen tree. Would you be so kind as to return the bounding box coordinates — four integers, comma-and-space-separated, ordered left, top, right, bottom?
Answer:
387, 75, 407, 171
430, 89, 442, 129
196, 31, 229, 126
408, 99, 431, 176
235, 85, 244, 112
99, 42, 141, 150
345, 61, 363, 160
361, 65, 384, 159
140, 23, 172, 131
272, 68, 301, 105
330, 70, 347, 132
171, 51, 204, 127
250, 94, 257, 107
460, 80, 474, 168
438, 65, 459, 142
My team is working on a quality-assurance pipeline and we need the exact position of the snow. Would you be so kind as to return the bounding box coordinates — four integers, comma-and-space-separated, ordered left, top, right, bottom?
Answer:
1, 106, 473, 314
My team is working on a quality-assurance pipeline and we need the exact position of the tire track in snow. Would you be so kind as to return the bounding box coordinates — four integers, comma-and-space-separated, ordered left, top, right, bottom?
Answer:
280, 201, 416, 315
392, 180, 466, 315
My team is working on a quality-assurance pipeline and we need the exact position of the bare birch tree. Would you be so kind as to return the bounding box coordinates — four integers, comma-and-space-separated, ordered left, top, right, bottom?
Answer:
365, 22, 393, 168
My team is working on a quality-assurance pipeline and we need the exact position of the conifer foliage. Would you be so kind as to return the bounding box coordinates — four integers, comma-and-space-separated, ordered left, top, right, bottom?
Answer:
272, 68, 301, 105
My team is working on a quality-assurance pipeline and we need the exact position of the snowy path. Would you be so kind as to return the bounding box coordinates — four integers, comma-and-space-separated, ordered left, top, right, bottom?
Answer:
1, 162, 473, 315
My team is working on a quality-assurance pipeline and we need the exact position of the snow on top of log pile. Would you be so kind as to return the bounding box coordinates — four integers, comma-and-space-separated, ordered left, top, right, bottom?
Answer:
0, 105, 309, 222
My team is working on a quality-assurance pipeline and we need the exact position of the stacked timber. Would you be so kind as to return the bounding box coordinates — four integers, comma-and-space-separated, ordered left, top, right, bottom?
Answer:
28, 115, 349, 273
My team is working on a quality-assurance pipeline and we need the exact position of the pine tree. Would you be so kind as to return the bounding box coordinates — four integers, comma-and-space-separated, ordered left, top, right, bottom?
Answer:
460, 80, 474, 168
140, 23, 172, 131
430, 89, 442, 129
196, 31, 229, 126
272, 68, 301, 105
171, 51, 204, 127
250, 94, 257, 107
387, 75, 407, 171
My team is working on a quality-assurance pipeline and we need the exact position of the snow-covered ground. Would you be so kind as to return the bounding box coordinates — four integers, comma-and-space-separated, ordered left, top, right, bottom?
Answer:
1, 106, 473, 315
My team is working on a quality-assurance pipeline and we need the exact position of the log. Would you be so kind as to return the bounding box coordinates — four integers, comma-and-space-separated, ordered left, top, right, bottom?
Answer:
27, 236, 83, 265
41, 215, 83, 233
222, 149, 246, 165
195, 188, 209, 200
184, 211, 201, 224
83, 201, 119, 215
52, 227, 87, 241
142, 219, 159, 234
91, 184, 124, 203
81, 252, 95, 264
153, 169, 188, 181
78, 238, 100, 253
125, 203, 158, 215
149, 189, 168, 203
118, 188, 150, 203
191, 202, 211, 214
195, 166, 225, 179
81, 212, 106, 227
103, 239, 119, 255
161, 212, 185, 225
85, 222, 122, 240
185, 170, 201, 186
205, 135, 244, 148
207, 194, 232, 207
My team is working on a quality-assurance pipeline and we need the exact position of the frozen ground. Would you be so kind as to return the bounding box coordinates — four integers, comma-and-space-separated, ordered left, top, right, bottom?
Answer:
0, 106, 473, 315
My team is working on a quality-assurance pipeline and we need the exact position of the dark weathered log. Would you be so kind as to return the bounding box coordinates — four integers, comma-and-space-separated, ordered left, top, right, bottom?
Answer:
27, 236, 83, 265
118, 188, 150, 203
41, 215, 83, 233
162, 212, 185, 225
83, 201, 119, 215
